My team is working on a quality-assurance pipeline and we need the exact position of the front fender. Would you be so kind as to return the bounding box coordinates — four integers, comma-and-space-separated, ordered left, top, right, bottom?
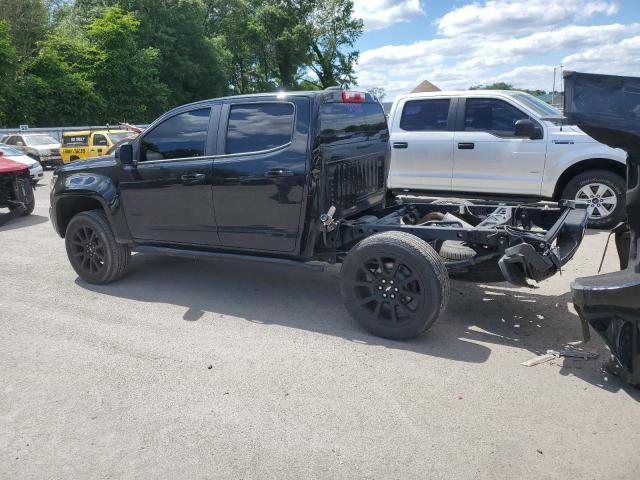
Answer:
50, 172, 132, 242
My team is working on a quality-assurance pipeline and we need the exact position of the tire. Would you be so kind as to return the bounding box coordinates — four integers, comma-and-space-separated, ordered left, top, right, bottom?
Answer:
8, 177, 35, 216
340, 231, 449, 340
65, 210, 131, 284
561, 170, 626, 229
438, 241, 505, 283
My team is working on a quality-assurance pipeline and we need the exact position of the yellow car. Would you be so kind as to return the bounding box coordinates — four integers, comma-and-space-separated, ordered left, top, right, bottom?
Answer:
60, 129, 132, 163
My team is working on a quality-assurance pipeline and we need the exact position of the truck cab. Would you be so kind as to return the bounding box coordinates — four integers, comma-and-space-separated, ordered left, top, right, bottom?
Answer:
388, 90, 627, 227
61, 129, 132, 163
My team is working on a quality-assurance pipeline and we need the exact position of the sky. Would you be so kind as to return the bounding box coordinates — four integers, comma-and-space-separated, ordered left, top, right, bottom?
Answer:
352, 0, 640, 100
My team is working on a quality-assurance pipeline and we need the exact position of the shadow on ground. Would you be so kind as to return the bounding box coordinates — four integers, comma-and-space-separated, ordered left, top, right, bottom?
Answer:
78, 252, 639, 398
0, 213, 48, 231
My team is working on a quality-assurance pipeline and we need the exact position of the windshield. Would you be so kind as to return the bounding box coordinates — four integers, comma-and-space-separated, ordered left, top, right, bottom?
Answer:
26, 135, 59, 146
508, 92, 562, 117
0, 145, 22, 156
108, 132, 131, 143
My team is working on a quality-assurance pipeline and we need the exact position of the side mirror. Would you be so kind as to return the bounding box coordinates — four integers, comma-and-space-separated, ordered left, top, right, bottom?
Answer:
16, 141, 24, 146
514, 119, 537, 139
118, 143, 134, 166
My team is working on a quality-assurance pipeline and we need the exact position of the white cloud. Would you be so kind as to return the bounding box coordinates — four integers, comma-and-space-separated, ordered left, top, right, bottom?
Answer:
562, 35, 640, 75
353, 0, 425, 30
437, 0, 618, 37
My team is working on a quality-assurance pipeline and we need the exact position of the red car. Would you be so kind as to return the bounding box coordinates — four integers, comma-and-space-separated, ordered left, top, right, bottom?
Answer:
0, 152, 35, 224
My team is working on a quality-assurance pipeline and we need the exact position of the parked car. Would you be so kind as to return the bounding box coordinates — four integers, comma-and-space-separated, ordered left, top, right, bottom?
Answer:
60, 129, 131, 163
0, 156, 34, 221
50, 89, 588, 340
0, 133, 62, 168
0, 143, 44, 184
387, 90, 627, 228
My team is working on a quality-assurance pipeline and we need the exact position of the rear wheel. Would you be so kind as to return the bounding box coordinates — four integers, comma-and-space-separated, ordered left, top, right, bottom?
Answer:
561, 170, 626, 228
340, 231, 449, 340
65, 210, 131, 284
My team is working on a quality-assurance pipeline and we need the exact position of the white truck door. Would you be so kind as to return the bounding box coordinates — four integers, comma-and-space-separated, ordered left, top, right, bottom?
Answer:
388, 97, 454, 192
452, 97, 546, 196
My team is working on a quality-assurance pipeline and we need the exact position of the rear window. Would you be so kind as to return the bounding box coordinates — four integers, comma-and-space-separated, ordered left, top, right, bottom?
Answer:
400, 99, 450, 131
226, 103, 295, 155
320, 103, 388, 145
63, 135, 89, 146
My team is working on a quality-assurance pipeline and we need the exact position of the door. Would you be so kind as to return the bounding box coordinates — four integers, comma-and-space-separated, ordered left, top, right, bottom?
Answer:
91, 133, 109, 156
212, 98, 309, 252
119, 105, 221, 246
452, 97, 547, 196
388, 97, 454, 191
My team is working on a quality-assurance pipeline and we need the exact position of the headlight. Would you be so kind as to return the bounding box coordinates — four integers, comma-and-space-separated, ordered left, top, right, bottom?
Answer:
50, 174, 58, 191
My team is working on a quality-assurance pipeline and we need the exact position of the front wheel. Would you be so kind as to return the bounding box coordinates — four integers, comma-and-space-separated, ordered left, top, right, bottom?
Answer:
8, 177, 35, 216
561, 170, 626, 229
65, 210, 131, 284
340, 231, 450, 340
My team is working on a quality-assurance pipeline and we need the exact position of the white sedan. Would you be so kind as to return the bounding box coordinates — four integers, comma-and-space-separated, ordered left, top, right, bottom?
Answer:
0, 143, 44, 184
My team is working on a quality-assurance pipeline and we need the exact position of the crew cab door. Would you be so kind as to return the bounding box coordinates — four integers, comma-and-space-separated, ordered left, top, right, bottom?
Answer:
452, 97, 546, 196
211, 97, 309, 253
388, 97, 455, 191
119, 105, 221, 246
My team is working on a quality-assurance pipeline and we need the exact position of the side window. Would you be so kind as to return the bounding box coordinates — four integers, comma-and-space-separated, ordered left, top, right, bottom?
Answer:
140, 108, 211, 162
464, 98, 529, 137
5, 136, 15, 145
226, 103, 294, 154
93, 134, 108, 146
400, 99, 450, 131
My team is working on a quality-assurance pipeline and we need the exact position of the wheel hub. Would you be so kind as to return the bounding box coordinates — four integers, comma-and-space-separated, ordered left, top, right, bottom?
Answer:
575, 182, 617, 219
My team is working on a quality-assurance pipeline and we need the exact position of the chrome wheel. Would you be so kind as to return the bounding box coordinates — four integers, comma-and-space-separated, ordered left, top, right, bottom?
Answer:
575, 182, 618, 221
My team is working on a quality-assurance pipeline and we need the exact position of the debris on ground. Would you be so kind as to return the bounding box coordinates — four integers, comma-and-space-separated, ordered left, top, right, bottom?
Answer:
521, 349, 598, 367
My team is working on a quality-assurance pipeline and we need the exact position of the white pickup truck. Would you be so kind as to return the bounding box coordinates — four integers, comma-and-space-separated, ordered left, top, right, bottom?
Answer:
387, 90, 627, 227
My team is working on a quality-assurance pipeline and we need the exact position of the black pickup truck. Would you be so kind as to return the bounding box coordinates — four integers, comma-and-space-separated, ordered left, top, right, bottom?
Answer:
50, 89, 588, 339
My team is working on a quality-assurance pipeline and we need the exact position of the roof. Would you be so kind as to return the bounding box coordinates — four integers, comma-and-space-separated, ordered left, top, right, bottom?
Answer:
62, 129, 129, 136
411, 80, 440, 93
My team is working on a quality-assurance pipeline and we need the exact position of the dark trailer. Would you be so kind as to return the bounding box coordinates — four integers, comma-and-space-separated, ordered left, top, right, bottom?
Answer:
565, 71, 640, 386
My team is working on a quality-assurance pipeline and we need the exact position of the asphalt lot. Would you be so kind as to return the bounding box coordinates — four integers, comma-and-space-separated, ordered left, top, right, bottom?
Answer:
1, 171, 639, 479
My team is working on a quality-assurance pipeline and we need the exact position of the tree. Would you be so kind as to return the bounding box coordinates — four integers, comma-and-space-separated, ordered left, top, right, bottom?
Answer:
0, 0, 49, 57
0, 19, 19, 126
469, 82, 548, 97
367, 87, 386, 102
307, 0, 362, 88
86, 5, 168, 122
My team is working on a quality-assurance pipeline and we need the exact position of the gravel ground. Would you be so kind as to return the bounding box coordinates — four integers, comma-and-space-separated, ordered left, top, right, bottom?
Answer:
1, 171, 639, 479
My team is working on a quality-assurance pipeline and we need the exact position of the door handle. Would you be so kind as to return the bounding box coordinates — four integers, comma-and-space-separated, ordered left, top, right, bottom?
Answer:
181, 173, 206, 185
393, 142, 408, 149
266, 169, 294, 177
457, 142, 475, 150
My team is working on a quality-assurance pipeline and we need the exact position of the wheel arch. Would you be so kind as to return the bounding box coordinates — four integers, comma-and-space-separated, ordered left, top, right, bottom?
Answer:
553, 158, 626, 200
55, 195, 106, 238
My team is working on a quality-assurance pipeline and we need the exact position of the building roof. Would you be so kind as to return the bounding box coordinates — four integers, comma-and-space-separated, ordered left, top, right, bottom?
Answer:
411, 80, 441, 93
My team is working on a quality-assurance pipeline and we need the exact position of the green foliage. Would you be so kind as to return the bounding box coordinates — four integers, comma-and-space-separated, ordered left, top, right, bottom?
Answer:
469, 82, 548, 96
367, 87, 386, 102
0, 0, 363, 126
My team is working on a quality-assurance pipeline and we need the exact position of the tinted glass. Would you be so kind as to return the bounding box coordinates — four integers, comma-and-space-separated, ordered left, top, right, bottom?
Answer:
320, 102, 388, 144
63, 135, 89, 146
226, 103, 294, 154
108, 132, 130, 143
93, 134, 108, 146
141, 108, 211, 162
400, 99, 450, 131
464, 98, 529, 136
5, 136, 16, 145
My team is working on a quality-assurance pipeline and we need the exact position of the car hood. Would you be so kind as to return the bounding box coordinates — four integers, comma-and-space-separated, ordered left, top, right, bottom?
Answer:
0, 158, 29, 173
56, 155, 117, 173
32, 143, 61, 151
6, 154, 37, 167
